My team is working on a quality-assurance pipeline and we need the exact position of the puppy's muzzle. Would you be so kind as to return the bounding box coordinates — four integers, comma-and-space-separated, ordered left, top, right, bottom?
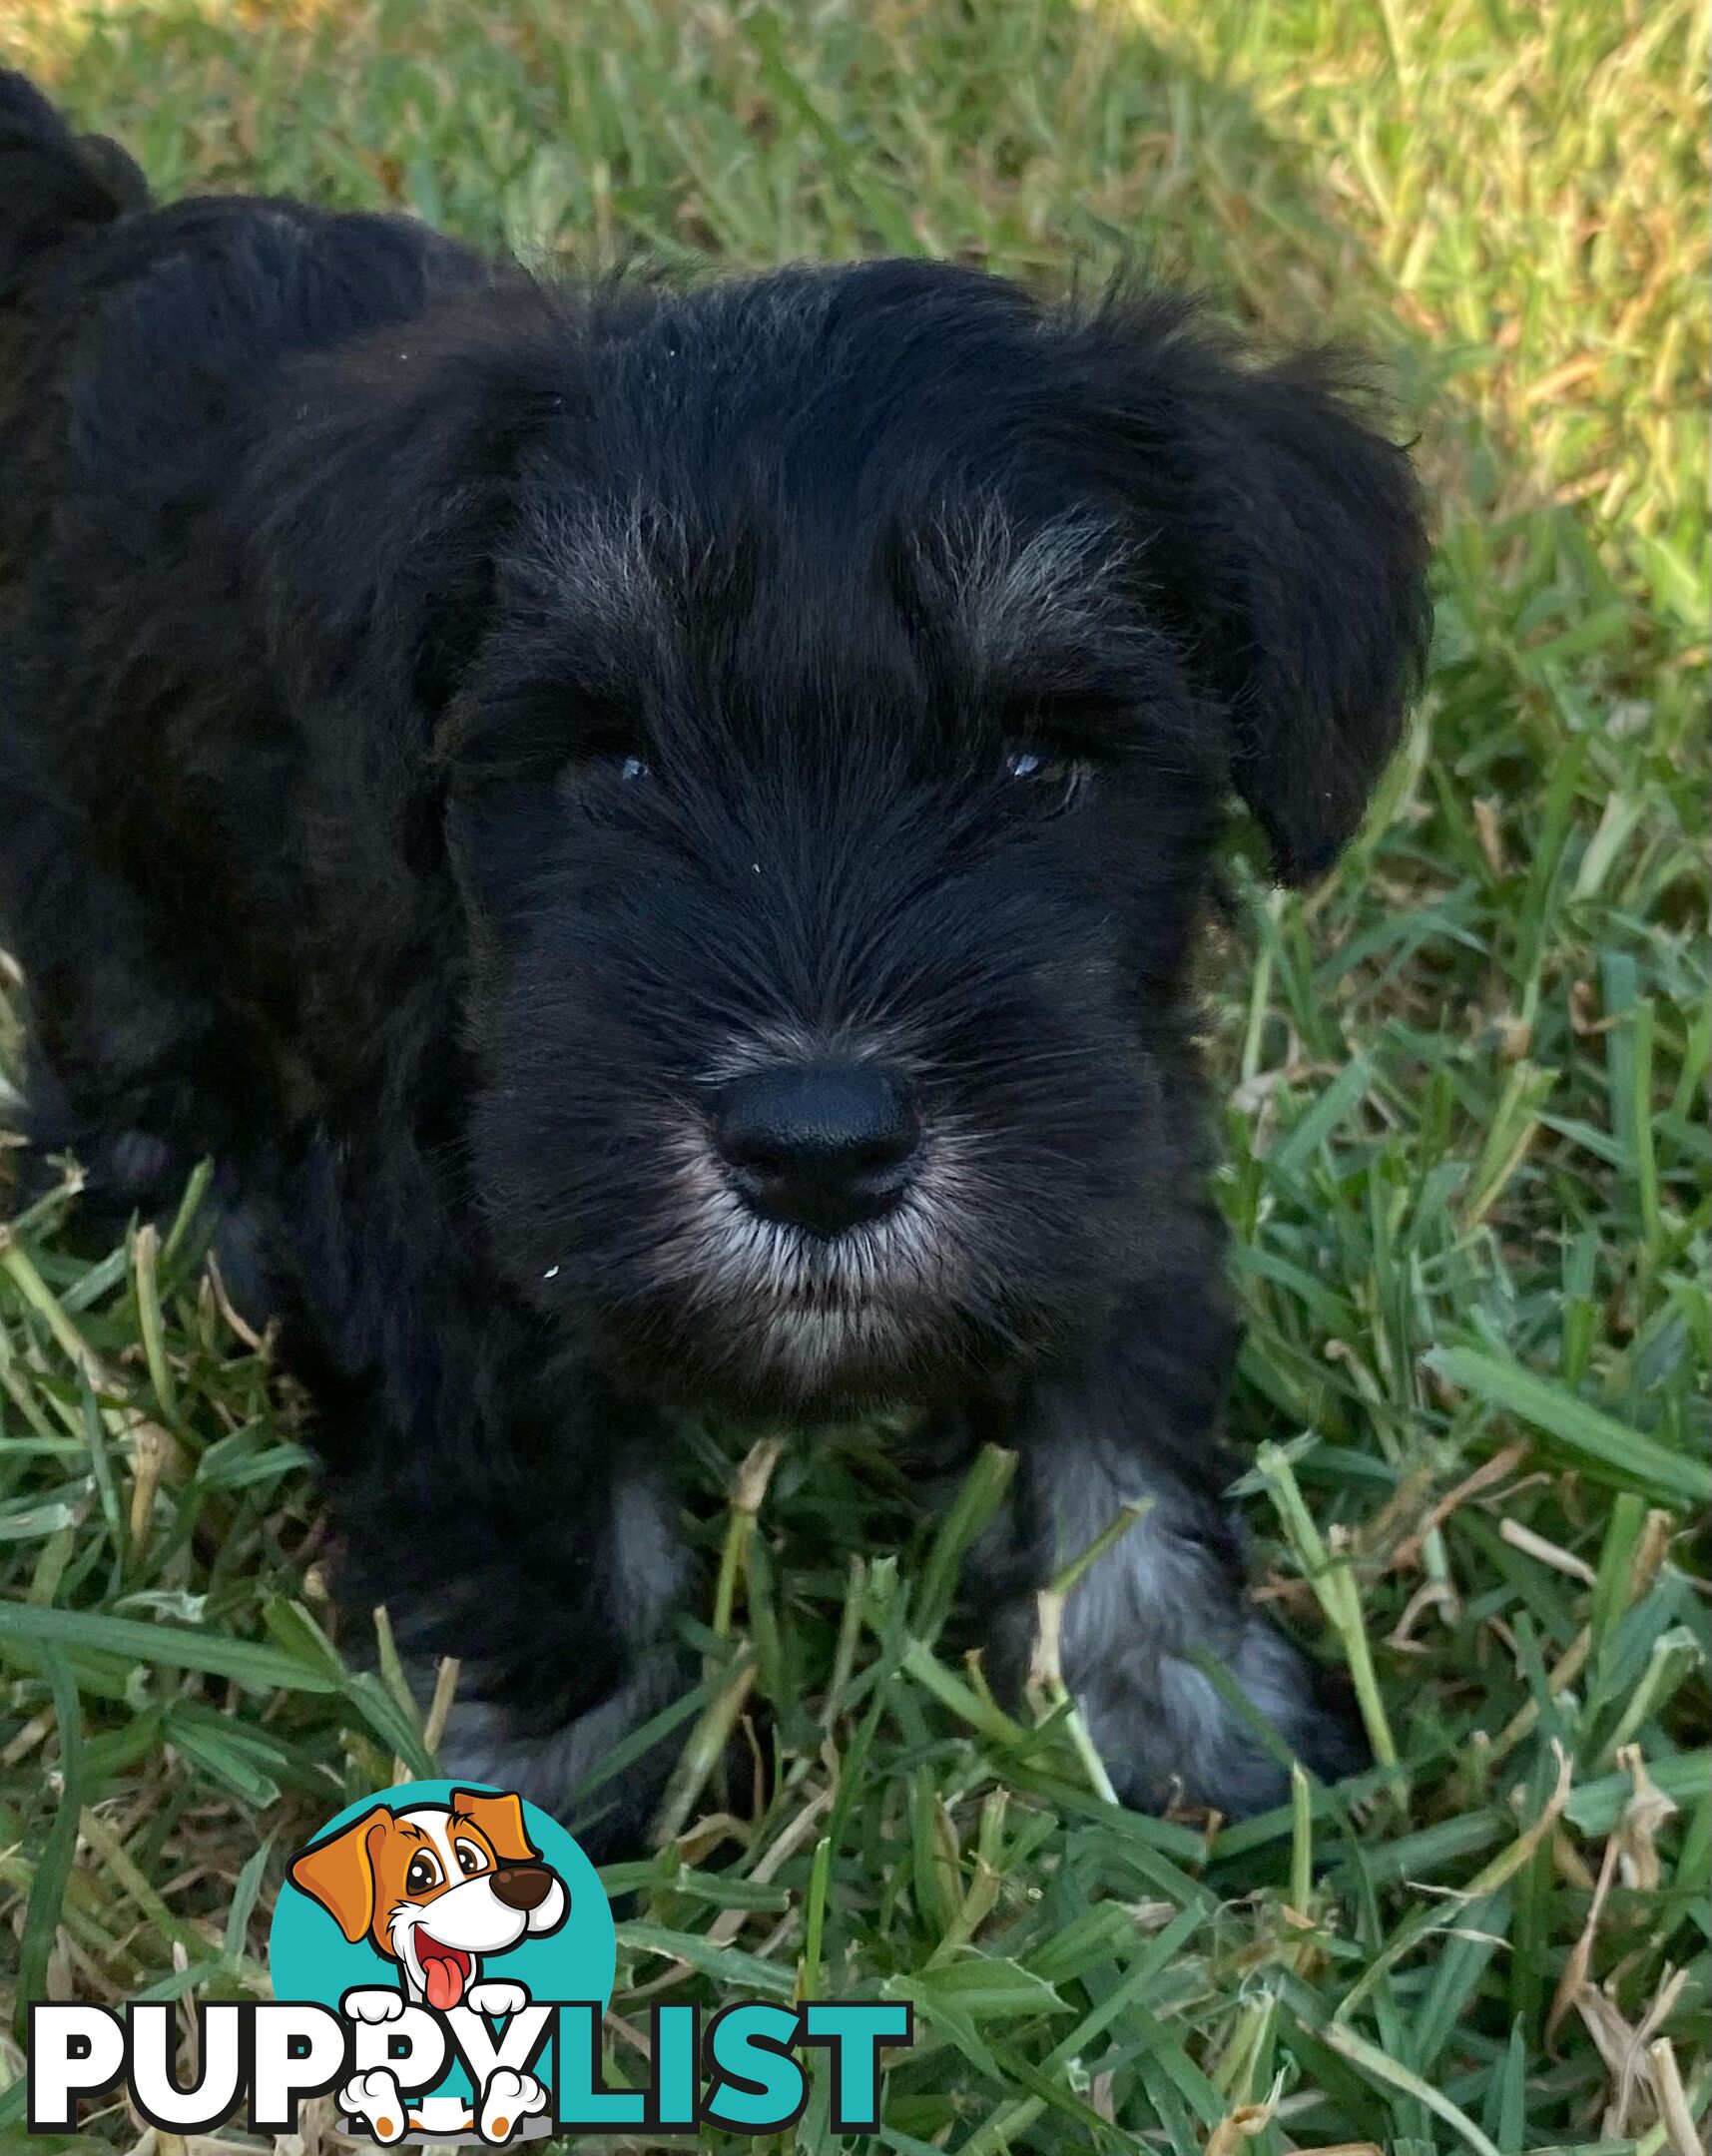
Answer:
713, 1061, 920, 1237
489, 1863, 556, 1912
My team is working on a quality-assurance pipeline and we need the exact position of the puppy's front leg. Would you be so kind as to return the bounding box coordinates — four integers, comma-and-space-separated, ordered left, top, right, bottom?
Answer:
973, 1291, 1365, 1819
322, 1374, 689, 1852
403, 1471, 686, 1850
272, 1142, 694, 1852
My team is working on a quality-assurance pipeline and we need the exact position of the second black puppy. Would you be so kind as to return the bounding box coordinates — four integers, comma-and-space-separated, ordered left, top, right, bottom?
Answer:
0, 75, 1428, 1850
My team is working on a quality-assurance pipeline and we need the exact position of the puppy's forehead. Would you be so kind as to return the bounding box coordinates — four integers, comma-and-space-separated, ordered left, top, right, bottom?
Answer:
513, 487, 1136, 729
516, 266, 1146, 690
394, 1807, 458, 1866
583, 259, 1046, 482
482, 270, 1197, 771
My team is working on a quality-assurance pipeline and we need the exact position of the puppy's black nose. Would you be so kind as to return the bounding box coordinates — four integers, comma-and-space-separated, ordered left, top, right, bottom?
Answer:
490, 1864, 554, 1911
715, 1063, 920, 1236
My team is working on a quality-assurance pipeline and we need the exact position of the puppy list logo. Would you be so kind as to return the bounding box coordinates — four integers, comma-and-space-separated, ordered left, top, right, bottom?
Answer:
272, 1781, 597, 2143
27, 1779, 910, 2142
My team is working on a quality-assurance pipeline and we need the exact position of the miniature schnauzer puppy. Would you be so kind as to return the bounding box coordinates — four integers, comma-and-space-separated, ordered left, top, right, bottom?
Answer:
0, 74, 1429, 1851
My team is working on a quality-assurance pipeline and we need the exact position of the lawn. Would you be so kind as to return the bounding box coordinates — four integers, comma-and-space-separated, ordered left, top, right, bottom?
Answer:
0, 0, 1707, 2150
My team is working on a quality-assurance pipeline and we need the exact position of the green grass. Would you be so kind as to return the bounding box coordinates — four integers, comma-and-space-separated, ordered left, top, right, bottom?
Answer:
0, 0, 1707, 2149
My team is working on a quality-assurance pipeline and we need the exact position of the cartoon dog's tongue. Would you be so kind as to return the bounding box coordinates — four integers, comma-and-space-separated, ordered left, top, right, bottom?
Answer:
416, 1935, 471, 2010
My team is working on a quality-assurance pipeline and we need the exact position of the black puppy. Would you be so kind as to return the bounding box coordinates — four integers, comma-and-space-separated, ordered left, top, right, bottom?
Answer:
0, 74, 1428, 1850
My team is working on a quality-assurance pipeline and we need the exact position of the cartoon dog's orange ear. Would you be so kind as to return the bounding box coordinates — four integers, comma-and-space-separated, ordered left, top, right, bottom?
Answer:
450, 1788, 539, 1865
287, 1808, 390, 1942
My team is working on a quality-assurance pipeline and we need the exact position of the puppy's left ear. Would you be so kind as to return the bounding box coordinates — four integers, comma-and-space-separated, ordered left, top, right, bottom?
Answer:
1062, 296, 1431, 881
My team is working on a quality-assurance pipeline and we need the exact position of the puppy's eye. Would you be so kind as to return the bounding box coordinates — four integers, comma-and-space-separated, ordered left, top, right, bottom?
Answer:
1003, 746, 1093, 811
559, 747, 653, 808
453, 1840, 488, 1878
404, 1853, 442, 1895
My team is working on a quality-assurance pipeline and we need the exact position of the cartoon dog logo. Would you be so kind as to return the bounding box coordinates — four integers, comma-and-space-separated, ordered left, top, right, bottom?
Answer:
287, 1787, 568, 2143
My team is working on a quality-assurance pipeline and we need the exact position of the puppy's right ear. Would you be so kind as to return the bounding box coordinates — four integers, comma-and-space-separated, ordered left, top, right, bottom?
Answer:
243, 283, 572, 731
287, 1809, 389, 1943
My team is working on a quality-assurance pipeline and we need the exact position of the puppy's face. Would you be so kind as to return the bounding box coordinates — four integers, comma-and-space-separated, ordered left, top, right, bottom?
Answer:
450, 521, 1207, 1408
409, 269, 1427, 1410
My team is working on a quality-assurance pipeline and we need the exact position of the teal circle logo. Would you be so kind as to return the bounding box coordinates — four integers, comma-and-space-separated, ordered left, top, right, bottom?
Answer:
270, 1780, 613, 2143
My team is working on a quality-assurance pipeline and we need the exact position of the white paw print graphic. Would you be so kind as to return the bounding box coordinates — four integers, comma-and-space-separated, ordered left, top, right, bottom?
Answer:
478, 2066, 549, 2144
340, 1987, 406, 2025
338, 2066, 408, 2144
465, 1978, 529, 2018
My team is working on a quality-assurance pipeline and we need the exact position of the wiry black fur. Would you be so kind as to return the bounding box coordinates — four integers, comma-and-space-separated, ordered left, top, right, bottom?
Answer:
0, 73, 1429, 1852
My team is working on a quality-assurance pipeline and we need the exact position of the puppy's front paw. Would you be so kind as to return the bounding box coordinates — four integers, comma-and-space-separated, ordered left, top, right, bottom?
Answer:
976, 1440, 1370, 1822
339, 2067, 407, 2144
466, 1978, 529, 2018
1072, 1604, 1366, 1819
341, 1986, 406, 2024
436, 1651, 688, 1859
478, 2066, 548, 2144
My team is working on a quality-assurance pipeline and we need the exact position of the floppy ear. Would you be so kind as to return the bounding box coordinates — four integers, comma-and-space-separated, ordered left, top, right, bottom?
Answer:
1059, 295, 1431, 882
243, 279, 573, 736
450, 1788, 540, 1865
287, 1808, 390, 1943
234, 279, 580, 903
